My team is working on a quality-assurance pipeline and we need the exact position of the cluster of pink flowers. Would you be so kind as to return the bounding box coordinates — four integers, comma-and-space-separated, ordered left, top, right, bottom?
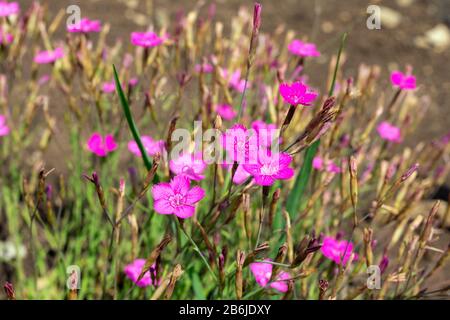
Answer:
0, 115, 10, 136
321, 236, 358, 265
34, 47, 64, 64
67, 18, 102, 33
220, 123, 293, 186
128, 135, 165, 158
0, 1, 19, 17
151, 175, 205, 219
288, 39, 321, 57
250, 260, 291, 293
131, 31, 167, 48
390, 70, 416, 90
87, 132, 117, 157
279, 81, 318, 106
312, 156, 341, 174
377, 121, 402, 143
0, 27, 13, 45
124, 259, 157, 288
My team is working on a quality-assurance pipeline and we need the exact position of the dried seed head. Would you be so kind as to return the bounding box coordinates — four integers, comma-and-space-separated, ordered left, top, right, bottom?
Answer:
252, 3, 262, 34
3, 282, 15, 300
401, 163, 419, 182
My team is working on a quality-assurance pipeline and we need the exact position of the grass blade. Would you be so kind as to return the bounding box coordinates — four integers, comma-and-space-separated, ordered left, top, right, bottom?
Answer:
113, 64, 158, 181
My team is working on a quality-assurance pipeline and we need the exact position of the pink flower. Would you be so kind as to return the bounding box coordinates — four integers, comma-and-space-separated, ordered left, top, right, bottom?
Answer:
313, 156, 341, 173
67, 18, 102, 33
0, 114, 10, 136
377, 121, 402, 143
321, 236, 357, 265
216, 104, 237, 121
221, 124, 259, 164
251, 120, 280, 147
0, 1, 19, 17
279, 81, 318, 106
151, 175, 205, 219
312, 156, 324, 170
229, 70, 246, 93
129, 77, 139, 87
222, 163, 252, 185
270, 271, 291, 293
33, 47, 64, 64
0, 28, 13, 45
169, 152, 207, 181
101, 81, 115, 93
128, 135, 164, 157
249, 260, 290, 293
195, 62, 213, 73
131, 31, 166, 47
390, 70, 416, 90
220, 69, 247, 93
87, 132, 117, 157
38, 74, 50, 85
288, 39, 320, 57
243, 151, 294, 186
124, 259, 157, 288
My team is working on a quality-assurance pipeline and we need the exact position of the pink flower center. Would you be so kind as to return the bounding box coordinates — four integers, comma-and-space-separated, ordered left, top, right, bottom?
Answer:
168, 194, 185, 208
260, 163, 279, 175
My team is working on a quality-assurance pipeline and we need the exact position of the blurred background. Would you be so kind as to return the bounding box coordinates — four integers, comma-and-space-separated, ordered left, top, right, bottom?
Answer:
17, 0, 450, 142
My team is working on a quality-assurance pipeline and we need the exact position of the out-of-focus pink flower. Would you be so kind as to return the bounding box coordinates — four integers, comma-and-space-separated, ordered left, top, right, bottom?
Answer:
216, 104, 237, 120
128, 135, 164, 157
0, 114, 10, 136
87, 132, 117, 157
67, 18, 102, 33
33, 47, 64, 64
0, 1, 19, 17
0, 28, 13, 44
38, 74, 50, 85
129, 77, 139, 87
220, 68, 247, 93
288, 39, 320, 57
195, 62, 213, 73
243, 151, 294, 186
249, 260, 290, 293
131, 31, 166, 47
321, 236, 357, 265
279, 81, 318, 106
124, 259, 157, 288
101, 81, 115, 93
251, 120, 280, 147
151, 175, 205, 219
390, 70, 416, 90
312, 156, 324, 170
377, 121, 402, 143
313, 156, 341, 173
221, 124, 258, 164
169, 152, 207, 181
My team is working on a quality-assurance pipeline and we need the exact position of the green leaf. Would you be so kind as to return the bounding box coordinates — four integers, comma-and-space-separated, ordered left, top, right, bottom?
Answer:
113, 64, 158, 182
191, 273, 207, 300
285, 140, 319, 215
285, 33, 347, 218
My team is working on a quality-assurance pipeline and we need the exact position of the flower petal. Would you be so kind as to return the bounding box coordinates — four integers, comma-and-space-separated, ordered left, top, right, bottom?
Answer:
185, 186, 206, 204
